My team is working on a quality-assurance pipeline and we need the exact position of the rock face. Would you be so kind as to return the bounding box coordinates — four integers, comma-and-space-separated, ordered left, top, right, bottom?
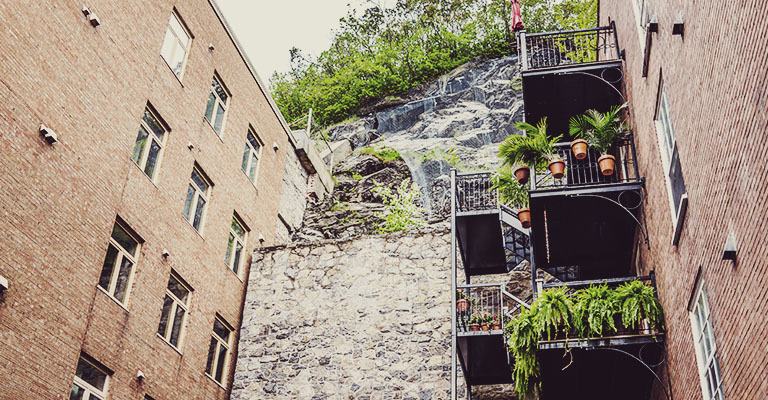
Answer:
327, 55, 524, 218
232, 226, 541, 399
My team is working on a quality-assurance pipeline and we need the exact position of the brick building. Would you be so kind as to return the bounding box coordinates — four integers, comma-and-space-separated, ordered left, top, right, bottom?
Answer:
599, 1, 768, 399
0, 1, 324, 399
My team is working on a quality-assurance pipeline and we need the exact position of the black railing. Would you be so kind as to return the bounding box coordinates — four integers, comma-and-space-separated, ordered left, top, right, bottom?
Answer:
533, 134, 640, 190
519, 24, 620, 71
455, 172, 496, 213
456, 283, 530, 333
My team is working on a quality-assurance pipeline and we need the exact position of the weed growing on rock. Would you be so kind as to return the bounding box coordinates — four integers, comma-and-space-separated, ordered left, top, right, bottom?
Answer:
373, 178, 424, 233
357, 144, 403, 163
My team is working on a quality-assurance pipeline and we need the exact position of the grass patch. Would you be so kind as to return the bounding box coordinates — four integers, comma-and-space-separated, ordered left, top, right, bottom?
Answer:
357, 144, 403, 163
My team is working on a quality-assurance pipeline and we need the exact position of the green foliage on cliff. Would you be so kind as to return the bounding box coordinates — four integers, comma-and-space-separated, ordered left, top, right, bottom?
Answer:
270, 0, 597, 128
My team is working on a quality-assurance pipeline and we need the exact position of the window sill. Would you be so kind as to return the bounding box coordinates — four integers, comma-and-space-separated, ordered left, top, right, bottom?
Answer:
671, 193, 689, 246
241, 170, 259, 193
203, 118, 225, 142
181, 216, 206, 241
156, 333, 184, 356
131, 160, 160, 189
161, 57, 185, 88
204, 373, 227, 390
96, 285, 130, 313
225, 263, 244, 283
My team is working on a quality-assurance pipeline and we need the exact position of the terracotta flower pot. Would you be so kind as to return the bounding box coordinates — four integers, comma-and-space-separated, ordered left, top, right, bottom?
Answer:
456, 299, 469, 312
598, 154, 616, 176
570, 139, 588, 160
548, 158, 565, 179
513, 165, 530, 184
481, 324, 490, 331
517, 208, 531, 229
470, 324, 480, 332
492, 322, 502, 330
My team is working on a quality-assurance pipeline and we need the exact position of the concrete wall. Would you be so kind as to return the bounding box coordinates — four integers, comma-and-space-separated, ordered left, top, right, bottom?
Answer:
600, 3, 768, 399
275, 146, 310, 243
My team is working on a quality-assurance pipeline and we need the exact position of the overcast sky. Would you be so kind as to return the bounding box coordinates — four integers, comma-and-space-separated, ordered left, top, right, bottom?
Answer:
216, 0, 394, 85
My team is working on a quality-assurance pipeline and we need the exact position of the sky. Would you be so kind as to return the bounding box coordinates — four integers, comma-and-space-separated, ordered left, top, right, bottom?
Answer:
215, 0, 394, 84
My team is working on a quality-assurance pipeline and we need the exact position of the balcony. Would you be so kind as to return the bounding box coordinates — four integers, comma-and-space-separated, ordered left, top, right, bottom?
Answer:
518, 23, 624, 138
455, 283, 529, 387
534, 276, 667, 400
528, 135, 644, 278
453, 171, 530, 278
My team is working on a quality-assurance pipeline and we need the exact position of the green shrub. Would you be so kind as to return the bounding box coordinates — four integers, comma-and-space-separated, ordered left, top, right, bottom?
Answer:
372, 178, 424, 233
358, 144, 402, 163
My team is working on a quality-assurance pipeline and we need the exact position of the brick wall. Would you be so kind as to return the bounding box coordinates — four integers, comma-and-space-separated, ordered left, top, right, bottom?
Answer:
0, 0, 298, 398
600, 2, 768, 399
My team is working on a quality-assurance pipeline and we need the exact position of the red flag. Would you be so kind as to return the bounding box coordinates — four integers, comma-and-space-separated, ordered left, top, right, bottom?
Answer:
511, 0, 524, 32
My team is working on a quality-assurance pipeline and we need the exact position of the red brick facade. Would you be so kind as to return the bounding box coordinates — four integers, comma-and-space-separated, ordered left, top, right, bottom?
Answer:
600, 2, 768, 399
0, 1, 298, 398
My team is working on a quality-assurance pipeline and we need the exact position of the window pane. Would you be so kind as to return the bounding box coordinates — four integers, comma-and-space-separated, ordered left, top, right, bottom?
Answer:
233, 241, 243, 274
75, 358, 107, 390
170, 305, 185, 347
132, 127, 148, 165
213, 319, 230, 342
98, 245, 119, 290
144, 139, 161, 179
231, 219, 245, 238
702, 323, 712, 357
183, 185, 195, 220
193, 197, 206, 230
168, 14, 189, 48
142, 110, 165, 140
249, 153, 258, 180
111, 224, 138, 256
69, 384, 85, 400
241, 144, 251, 173
167, 275, 189, 303
225, 234, 234, 266
215, 344, 228, 382
190, 169, 209, 194
247, 132, 261, 151
205, 92, 216, 122
160, 29, 179, 72
205, 338, 218, 375
112, 256, 134, 303
214, 104, 225, 133
212, 78, 228, 103
157, 295, 173, 338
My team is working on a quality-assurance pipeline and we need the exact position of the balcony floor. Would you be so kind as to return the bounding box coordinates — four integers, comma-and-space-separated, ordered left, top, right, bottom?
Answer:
456, 210, 507, 277
457, 331, 513, 386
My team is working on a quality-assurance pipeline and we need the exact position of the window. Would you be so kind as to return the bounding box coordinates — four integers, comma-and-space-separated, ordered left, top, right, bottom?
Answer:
205, 316, 233, 385
157, 271, 191, 349
160, 11, 192, 79
131, 106, 168, 181
70, 356, 109, 400
225, 216, 248, 275
183, 166, 211, 233
204, 74, 230, 134
98, 221, 140, 305
689, 285, 724, 400
654, 77, 687, 244
241, 128, 263, 184
632, 0, 649, 50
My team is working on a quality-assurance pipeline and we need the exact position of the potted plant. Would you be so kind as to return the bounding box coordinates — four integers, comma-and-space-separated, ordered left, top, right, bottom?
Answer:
490, 166, 531, 228
613, 280, 664, 334
481, 314, 491, 331
499, 117, 565, 182
469, 315, 481, 331
534, 287, 574, 340
568, 103, 630, 176
456, 290, 470, 313
492, 315, 502, 330
572, 284, 618, 338
569, 138, 589, 160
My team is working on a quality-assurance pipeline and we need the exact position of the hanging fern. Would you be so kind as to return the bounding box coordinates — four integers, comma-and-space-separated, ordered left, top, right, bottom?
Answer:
507, 306, 540, 396
572, 284, 618, 337
534, 287, 574, 341
614, 280, 664, 330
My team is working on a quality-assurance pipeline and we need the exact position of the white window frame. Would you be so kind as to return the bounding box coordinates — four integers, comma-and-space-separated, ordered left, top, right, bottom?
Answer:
689, 283, 725, 400
98, 221, 140, 306
157, 271, 191, 351
631, 0, 649, 51
241, 128, 263, 185
654, 79, 688, 243
160, 10, 192, 80
71, 357, 109, 400
225, 215, 248, 276
206, 316, 233, 385
183, 166, 212, 234
131, 106, 168, 181
204, 74, 230, 135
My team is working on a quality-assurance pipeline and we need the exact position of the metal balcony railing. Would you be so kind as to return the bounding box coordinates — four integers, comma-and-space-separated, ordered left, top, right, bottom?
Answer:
532, 134, 640, 190
455, 172, 496, 213
519, 23, 621, 71
456, 283, 530, 333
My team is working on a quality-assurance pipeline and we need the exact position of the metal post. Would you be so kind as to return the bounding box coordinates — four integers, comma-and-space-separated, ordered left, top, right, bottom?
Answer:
629, 133, 641, 182
519, 31, 528, 70
611, 20, 622, 60
450, 169, 458, 400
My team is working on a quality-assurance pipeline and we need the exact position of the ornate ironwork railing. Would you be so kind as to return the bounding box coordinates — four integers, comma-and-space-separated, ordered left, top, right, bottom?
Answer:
532, 134, 640, 190
519, 23, 621, 71
455, 172, 496, 213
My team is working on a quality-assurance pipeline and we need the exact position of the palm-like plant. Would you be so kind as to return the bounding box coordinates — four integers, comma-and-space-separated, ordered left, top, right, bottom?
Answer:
614, 280, 664, 331
499, 118, 564, 170
534, 287, 574, 341
572, 284, 618, 338
490, 166, 529, 207
568, 102, 630, 155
